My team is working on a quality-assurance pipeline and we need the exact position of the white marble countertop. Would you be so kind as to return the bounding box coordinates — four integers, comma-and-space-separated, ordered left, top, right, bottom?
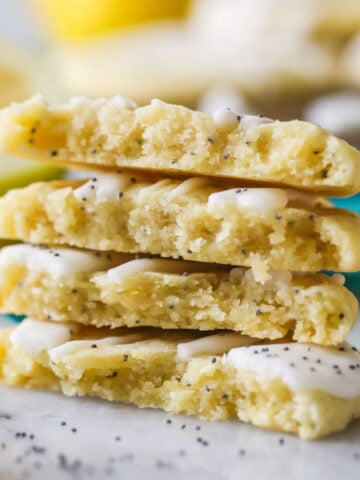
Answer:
0, 315, 359, 480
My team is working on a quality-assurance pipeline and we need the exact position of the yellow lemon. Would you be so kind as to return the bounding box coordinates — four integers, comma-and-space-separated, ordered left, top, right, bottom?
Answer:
35, 0, 190, 39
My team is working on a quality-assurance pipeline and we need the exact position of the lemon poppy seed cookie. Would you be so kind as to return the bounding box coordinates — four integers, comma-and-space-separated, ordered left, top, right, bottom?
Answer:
0, 244, 356, 345
1, 318, 360, 440
0, 173, 360, 279
0, 95, 360, 195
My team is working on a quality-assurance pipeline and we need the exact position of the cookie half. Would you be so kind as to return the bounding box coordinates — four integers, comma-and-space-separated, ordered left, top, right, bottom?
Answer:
0, 244, 356, 345
1, 318, 360, 439
0, 95, 360, 195
0, 174, 360, 278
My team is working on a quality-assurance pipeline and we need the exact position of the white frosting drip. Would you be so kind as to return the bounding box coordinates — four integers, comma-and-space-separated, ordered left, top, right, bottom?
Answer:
177, 333, 257, 360
48, 333, 144, 363
213, 108, 240, 128
107, 258, 206, 282
225, 342, 360, 399
239, 115, 273, 127
199, 86, 251, 115
168, 178, 209, 200
208, 188, 288, 211
138, 179, 173, 201
73, 173, 136, 203
10, 318, 74, 357
0, 244, 128, 278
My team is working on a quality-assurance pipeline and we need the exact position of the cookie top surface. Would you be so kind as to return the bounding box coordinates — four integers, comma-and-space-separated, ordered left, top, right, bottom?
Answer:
1, 95, 360, 195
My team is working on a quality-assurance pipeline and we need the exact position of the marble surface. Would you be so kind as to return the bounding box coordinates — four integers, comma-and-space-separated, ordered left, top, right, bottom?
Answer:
0, 315, 359, 480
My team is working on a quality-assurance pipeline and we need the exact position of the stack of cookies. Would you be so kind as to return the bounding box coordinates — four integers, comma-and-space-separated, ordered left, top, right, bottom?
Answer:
0, 95, 360, 440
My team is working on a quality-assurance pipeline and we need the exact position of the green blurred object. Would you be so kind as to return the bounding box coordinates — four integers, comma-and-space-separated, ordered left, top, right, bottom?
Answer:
0, 157, 63, 247
0, 157, 63, 196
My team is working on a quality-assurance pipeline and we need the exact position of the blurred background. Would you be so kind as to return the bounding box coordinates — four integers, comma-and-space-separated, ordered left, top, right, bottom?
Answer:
2, 0, 360, 123
1, 0, 360, 221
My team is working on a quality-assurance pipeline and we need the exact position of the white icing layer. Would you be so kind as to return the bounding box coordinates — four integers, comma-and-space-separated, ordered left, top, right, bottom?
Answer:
208, 188, 288, 211
74, 173, 137, 203
177, 333, 257, 359
73, 174, 321, 215
239, 114, 273, 127
0, 244, 129, 278
199, 86, 251, 115
10, 318, 74, 357
107, 258, 207, 282
213, 108, 240, 128
49, 333, 144, 363
138, 179, 173, 201
226, 342, 360, 399
168, 178, 209, 200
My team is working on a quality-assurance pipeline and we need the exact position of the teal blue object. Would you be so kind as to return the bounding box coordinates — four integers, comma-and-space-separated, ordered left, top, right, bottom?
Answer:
343, 273, 360, 299
4, 314, 25, 323
330, 193, 360, 214
329, 194, 360, 298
